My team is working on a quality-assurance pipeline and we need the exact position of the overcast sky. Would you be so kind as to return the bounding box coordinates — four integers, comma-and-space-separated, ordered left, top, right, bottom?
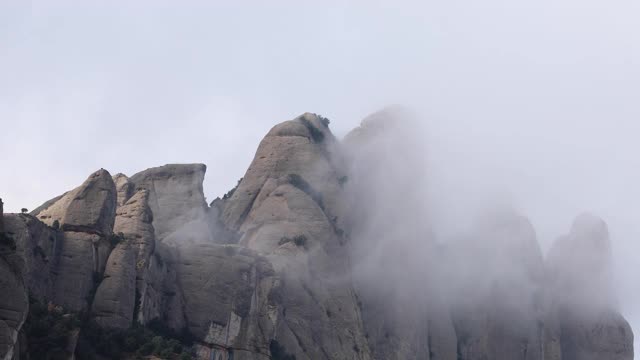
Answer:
1, 0, 638, 351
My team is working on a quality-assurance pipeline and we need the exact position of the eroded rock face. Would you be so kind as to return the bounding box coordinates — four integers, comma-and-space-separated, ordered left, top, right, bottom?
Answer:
91, 242, 136, 329
176, 245, 277, 360
111, 189, 161, 326
3, 214, 61, 302
34, 169, 117, 235
113, 173, 134, 207
91, 187, 187, 331
31, 169, 117, 311
546, 213, 634, 360
219, 114, 371, 360
222, 113, 345, 234
0, 257, 27, 360
129, 164, 212, 245
0, 203, 28, 360
3, 111, 634, 360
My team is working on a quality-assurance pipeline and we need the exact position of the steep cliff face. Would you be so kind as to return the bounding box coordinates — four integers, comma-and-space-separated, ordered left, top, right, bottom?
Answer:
0, 200, 29, 360
32, 169, 117, 311
3, 213, 61, 303
176, 244, 278, 360
92, 188, 155, 329
129, 164, 211, 245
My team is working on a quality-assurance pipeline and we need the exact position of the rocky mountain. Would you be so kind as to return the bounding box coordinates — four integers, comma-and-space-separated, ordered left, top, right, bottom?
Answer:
0, 112, 634, 360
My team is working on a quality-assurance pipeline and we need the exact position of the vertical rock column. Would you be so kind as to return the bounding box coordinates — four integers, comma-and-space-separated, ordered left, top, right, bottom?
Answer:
33, 169, 117, 311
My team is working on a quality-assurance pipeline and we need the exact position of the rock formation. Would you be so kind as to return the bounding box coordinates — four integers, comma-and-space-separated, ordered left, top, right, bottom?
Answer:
546, 213, 634, 360
446, 214, 547, 360
129, 164, 211, 245
32, 169, 117, 311
0, 111, 633, 360
0, 198, 29, 360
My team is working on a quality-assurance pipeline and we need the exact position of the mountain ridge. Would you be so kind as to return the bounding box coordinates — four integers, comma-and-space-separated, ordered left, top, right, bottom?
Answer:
0, 112, 633, 360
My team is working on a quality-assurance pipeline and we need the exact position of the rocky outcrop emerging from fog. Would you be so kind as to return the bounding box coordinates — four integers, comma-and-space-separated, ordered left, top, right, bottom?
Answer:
1, 110, 634, 360
217, 113, 370, 360
343, 108, 633, 360
546, 213, 634, 360
445, 214, 548, 360
343, 108, 458, 360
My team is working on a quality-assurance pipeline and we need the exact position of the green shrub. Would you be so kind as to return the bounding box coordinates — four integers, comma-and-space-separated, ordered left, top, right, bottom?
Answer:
278, 235, 308, 249
109, 232, 125, 247
299, 118, 325, 143
76, 317, 193, 359
24, 298, 80, 360
270, 340, 297, 360
293, 235, 307, 247
223, 178, 243, 200
27, 298, 193, 359
0, 232, 16, 251
317, 115, 331, 127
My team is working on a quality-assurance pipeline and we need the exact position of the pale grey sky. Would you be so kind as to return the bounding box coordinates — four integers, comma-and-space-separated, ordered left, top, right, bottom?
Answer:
1, 0, 638, 351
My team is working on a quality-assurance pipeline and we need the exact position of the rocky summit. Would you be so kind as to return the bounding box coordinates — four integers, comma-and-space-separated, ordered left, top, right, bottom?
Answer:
0, 112, 634, 360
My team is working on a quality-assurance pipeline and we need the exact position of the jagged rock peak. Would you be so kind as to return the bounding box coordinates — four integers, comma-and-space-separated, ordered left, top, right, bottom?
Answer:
33, 169, 117, 235
266, 112, 334, 143
112, 173, 134, 207
222, 112, 342, 233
